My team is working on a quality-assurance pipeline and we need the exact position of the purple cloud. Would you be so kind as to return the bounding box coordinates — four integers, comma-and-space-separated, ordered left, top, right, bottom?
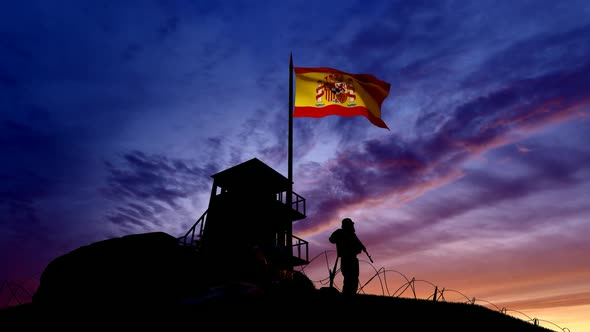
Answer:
101, 151, 217, 229
295, 56, 590, 236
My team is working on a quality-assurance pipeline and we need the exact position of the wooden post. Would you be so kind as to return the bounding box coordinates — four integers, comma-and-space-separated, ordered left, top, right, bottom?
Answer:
329, 256, 339, 288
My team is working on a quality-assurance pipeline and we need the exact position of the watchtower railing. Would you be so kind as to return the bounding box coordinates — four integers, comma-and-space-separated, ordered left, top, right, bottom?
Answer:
273, 231, 309, 264
276, 190, 306, 216
292, 234, 309, 263
178, 209, 208, 247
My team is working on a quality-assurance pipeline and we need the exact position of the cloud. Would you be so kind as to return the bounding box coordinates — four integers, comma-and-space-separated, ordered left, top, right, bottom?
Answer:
294, 55, 590, 238
420, 63, 590, 151
497, 291, 590, 310
0, 106, 88, 232
101, 151, 217, 230
516, 145, 532, 153
464, 23, 590, 89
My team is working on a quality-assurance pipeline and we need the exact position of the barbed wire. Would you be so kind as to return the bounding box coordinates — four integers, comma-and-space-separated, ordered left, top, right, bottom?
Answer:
0, 273, 41, 308
297, 250, 571, 332
1, 252, 573, 332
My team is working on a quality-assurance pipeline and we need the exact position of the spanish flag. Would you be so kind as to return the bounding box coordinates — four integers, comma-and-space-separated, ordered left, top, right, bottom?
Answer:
293, 67, 391, 129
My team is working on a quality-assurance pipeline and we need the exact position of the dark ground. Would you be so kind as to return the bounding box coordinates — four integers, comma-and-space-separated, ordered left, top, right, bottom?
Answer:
0, 290, 555, 332
0, 232, 555, 332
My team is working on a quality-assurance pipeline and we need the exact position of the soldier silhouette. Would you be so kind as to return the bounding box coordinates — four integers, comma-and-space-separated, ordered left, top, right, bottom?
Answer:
329, 218, 367, 296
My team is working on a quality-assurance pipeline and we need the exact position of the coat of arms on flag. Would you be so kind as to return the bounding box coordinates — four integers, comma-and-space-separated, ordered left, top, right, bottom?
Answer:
315, 74, 356, 107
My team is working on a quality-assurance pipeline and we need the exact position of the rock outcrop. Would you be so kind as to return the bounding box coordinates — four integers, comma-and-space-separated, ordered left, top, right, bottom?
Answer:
32, 232, 200, 307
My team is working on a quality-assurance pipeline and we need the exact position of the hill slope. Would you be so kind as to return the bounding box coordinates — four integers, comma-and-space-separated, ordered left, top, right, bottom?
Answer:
0, 231, 555, 331
1, 290, 554, 332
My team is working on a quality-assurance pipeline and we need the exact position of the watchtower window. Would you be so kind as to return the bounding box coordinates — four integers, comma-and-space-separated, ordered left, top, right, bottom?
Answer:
214, 186, 231, 196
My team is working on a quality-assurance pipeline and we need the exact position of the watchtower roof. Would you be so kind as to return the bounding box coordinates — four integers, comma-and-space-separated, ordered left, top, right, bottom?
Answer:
211, 158, 291, 193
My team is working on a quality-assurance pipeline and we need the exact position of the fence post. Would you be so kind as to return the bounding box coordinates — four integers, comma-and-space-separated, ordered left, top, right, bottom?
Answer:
433, 286, 438, 302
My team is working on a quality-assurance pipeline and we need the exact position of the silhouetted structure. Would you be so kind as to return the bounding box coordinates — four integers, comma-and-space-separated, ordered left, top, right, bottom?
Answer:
179, 158, 308, 286
13, 161, 557, 332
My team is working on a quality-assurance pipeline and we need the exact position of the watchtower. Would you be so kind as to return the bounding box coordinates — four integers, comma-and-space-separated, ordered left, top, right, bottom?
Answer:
179, 158, 308, 283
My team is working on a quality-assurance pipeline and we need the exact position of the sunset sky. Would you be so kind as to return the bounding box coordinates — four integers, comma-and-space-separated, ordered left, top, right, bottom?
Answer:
1, 0, 589, 330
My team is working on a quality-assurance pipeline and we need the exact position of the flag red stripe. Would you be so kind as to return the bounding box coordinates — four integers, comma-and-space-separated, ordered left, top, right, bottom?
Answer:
293, 105, 389, 129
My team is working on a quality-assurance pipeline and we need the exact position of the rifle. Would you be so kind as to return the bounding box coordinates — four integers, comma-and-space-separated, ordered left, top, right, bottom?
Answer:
363, 249, 374, 263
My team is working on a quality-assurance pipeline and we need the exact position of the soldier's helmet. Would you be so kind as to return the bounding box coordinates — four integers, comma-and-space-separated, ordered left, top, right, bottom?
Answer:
342, 218, 354, 227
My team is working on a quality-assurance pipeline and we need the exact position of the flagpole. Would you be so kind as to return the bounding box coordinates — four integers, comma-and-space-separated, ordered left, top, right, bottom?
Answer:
288, 53, 293, 189
286, 53, 294, 271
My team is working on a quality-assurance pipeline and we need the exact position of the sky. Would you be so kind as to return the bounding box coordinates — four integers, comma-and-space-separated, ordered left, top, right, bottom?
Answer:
1, 0, 589, 330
